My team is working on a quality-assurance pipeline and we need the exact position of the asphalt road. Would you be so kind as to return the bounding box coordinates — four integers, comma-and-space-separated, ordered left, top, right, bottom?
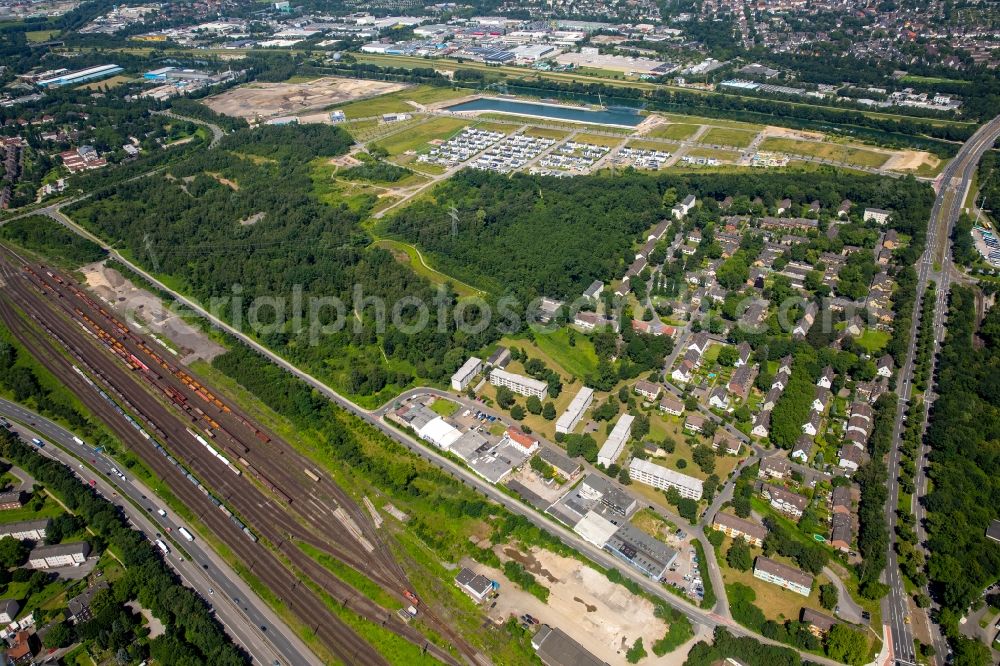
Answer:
0, 397, 315, 666
881, 114, 1000, 666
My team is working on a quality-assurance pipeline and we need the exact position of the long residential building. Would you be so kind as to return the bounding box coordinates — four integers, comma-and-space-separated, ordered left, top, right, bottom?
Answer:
597, 414, 634, 467
628, 458, 703, 500
556, 386, 594, 434
451, 357, 483, 391
489, 368, 547, 398
712, 512, 768, 547
28, 542, 90, 569
753, 556, 813, 596
0, 518, 49, 541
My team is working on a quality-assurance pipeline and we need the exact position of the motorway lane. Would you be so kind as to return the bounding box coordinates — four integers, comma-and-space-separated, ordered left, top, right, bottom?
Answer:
881, 114, 1000, 666
0, 397, 317, 666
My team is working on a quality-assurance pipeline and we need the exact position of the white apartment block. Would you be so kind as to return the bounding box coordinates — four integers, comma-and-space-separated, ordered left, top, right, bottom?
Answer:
597, 414, 634, 467
451, 357, 483, 391
753, 556, 813, 597
629, 457, 703, 500
556, 386, 594, 434
489, 368, 547, 398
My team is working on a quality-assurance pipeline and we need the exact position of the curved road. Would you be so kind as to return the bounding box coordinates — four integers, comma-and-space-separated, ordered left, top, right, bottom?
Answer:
0, 397, 317, 666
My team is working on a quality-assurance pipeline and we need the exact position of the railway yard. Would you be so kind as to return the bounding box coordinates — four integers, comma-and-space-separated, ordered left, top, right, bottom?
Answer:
0, 243, 483, 666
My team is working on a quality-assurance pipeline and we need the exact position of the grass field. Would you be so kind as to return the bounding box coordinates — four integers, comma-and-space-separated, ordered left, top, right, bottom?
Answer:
574, 133, 625, 148
77, 75, 133, 91
644, 414, 741, 481
372, 116, 471, 156
332, 85, 469, 119
855, 328, 890, 353
900, 74, 970, 86
430, 397, 459, 417
721, 544, 831, 622
759, 137, 890, 169
524, 126, 571, 140
374, 239, 483, 298
685, 147, 740, 162
530, 327, 600, 380
627, 139, 678, 152
701, 127, 758, 148
648, 123, 701, 141
26, 29, 58, 42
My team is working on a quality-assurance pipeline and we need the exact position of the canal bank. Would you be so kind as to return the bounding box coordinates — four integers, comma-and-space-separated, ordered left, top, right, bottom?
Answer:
444, 96, 644, 128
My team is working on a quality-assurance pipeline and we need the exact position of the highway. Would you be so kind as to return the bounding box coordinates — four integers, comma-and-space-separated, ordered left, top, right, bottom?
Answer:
0, 397, 315, 666
880, 114, 1000, 666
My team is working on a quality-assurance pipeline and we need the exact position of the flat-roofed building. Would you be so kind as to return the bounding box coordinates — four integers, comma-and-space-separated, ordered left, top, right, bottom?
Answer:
28, 542, 90, 569
629, 458, 703, 500
712, 512, 767, 547
573, 510, 619, 547
753, 556, 813, 596
604, 523, 678, 580
597, 414, 634, 467
532, 625, 608, 666
556, 386, 594, 434
580, 474, 638, 518
451, 357, 483, 391
417, 416, 462, 450
490, 368, 547, 398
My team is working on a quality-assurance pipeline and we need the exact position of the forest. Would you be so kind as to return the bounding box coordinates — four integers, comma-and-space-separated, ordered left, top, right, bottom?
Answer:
67, 124, 499, 403
387, 169, 933, 303
383, 169, 664, 300
0, 216, 106, 266
923, 286, 1000, 646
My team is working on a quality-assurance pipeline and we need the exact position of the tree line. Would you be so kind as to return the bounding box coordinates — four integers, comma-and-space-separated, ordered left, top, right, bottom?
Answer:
0, 429, 247, 664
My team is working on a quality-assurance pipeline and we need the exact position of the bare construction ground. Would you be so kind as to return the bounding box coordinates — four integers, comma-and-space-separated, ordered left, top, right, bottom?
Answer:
204, 77, 407, 120
476, 545, 672, 664
883, 150, 940, 172
81, 261, 226, 364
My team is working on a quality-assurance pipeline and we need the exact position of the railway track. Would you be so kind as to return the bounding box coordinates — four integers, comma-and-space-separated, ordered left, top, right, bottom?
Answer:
0, 246, 476, 666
